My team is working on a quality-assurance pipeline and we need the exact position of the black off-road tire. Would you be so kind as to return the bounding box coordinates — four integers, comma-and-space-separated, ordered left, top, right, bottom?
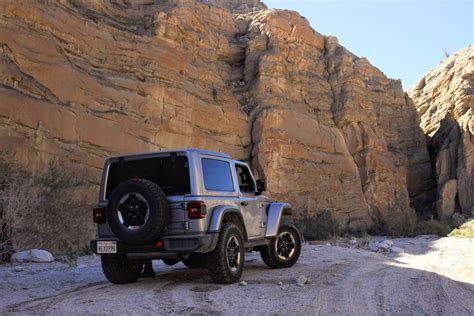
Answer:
162, 259, 180, 266
101, 255, 142, 284
107, 179, 169, 245
206, 223, 245, 284
260, 223, 302, 269
182, 253, 206, 269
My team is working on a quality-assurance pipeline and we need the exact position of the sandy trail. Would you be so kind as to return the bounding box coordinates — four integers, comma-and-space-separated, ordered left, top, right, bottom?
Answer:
1, 236, 473, 315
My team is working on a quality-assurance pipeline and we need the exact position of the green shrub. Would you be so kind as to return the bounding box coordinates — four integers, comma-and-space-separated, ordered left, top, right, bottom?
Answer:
296, 209, 340, 240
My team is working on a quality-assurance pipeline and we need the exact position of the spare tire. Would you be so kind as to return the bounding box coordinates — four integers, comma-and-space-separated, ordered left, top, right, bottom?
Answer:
107, 179, 169, 245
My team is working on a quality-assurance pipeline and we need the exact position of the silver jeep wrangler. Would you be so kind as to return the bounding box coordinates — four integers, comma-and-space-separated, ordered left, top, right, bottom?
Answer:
90, 149, 302, 284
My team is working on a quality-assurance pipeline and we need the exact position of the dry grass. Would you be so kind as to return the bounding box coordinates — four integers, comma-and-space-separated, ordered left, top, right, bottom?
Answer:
0, 153, 97, 262
449, 218, 474, 238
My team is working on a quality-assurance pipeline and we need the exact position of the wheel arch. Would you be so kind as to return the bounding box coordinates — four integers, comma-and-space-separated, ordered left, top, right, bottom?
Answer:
265, 202, 292, 237
208, 205, 248, 240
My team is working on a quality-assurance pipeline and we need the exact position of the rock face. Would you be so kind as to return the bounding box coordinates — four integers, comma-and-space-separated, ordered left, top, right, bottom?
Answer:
408, 46, 473, 219
0, 0, 433, 234
202, 0, 267, 13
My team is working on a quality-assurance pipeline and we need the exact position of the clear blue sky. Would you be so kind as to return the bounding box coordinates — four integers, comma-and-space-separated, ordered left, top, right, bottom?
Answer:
265, 0, 473, 89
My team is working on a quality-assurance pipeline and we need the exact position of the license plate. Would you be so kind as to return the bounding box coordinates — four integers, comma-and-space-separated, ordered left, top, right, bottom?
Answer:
97, 241, 117, 254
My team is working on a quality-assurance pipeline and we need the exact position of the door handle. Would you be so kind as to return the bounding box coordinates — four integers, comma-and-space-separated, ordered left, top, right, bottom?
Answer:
240, 201, 248, 206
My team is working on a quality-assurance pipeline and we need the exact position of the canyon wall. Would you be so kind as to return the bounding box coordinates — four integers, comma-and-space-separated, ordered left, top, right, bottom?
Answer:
0, 0, 435, 234
408, 46, 473, 219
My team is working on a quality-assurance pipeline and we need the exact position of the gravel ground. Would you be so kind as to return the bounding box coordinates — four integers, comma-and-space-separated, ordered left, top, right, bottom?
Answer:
1, 236, 473, 315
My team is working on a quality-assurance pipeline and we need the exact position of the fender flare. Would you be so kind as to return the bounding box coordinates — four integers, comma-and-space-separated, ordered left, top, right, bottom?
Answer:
208, 205, 244, 233
265, 202, 292, 237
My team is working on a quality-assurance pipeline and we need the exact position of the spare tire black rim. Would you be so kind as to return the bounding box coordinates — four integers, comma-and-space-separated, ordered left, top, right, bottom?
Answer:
117, 192, 150, 231
275, 231, 296, 261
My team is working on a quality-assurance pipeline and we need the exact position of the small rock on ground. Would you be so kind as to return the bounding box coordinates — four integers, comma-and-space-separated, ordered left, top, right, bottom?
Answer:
296, 275, 309, 286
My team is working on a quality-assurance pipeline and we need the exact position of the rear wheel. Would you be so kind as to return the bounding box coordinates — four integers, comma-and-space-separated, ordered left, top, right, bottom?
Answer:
162, 259, 180, 266
101, 255, 142, 284
260, 223, 301, 269
182, 253, 206, 269
207, 223, 244, 284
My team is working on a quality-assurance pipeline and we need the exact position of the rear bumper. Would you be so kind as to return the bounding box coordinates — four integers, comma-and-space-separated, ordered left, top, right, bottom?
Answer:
90, 233, 218, 258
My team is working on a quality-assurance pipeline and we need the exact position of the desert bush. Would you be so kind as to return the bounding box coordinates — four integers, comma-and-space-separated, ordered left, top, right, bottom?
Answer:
296, 209, 340, 240
411, 219, 454, 237
0, 153, 97, 260
367, 208, 416, 237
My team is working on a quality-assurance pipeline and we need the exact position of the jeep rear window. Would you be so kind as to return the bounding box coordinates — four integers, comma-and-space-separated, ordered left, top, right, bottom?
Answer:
106, 155, 190, 198
201, 158, 234, 192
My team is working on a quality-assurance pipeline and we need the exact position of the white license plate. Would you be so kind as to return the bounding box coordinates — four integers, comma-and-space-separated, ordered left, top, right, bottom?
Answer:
97, 241, 117, 254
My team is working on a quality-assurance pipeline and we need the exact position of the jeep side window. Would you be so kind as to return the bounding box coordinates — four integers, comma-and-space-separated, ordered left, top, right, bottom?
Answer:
235, 164, 255, 193
202, 158, 234, 192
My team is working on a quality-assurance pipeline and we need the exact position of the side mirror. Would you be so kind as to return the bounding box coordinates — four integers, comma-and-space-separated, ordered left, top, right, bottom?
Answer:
256, 179, 266, 194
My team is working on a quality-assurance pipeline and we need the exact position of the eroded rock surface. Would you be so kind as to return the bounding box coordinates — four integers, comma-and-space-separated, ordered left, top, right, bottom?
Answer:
0, 0, 433, 234
408, 46, 473, 218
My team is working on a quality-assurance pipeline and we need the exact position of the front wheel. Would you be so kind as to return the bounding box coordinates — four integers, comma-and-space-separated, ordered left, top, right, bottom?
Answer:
206, 223, 245, 284
260, 223, 302, 269
101, 255, 142, 284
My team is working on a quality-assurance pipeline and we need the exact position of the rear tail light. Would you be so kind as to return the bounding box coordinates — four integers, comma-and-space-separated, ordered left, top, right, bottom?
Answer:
187, 201, 207, 219
93, 207, 106, 224
155, 240, 164, 249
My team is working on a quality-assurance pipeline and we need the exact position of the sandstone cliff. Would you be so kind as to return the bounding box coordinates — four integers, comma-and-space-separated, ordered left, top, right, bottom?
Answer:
408, 46, 473, 219
0, 0, 434, 235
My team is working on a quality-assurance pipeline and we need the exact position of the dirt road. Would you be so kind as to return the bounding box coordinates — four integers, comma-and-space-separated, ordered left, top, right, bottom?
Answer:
1, 236, 473, 315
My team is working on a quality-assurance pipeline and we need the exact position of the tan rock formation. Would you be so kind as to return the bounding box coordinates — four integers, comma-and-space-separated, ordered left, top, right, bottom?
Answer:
202, 0, 267, 13
408, 46, 473, 218
244, 10, 430, 231
0, 0, 433, 235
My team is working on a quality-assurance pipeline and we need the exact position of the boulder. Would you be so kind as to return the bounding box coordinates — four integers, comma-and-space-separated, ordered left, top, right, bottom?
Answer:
11, 249, 54, 263
370, 240, 394, 254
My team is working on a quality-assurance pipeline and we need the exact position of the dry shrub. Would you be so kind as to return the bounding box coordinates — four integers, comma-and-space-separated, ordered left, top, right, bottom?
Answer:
296, 209, 340, 240
0, 153, 97, 261
367, 208, 416, 237
412, 219, 455, 237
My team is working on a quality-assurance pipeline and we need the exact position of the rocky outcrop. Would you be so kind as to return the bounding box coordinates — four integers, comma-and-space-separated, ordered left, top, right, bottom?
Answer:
408, 46, 474, 219
0, 0, 433, 233
242, 11, 432, 231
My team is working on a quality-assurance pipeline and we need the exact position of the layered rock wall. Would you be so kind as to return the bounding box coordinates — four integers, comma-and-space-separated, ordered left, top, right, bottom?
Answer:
408, 46, 473, 219
0, 0, 434, 233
